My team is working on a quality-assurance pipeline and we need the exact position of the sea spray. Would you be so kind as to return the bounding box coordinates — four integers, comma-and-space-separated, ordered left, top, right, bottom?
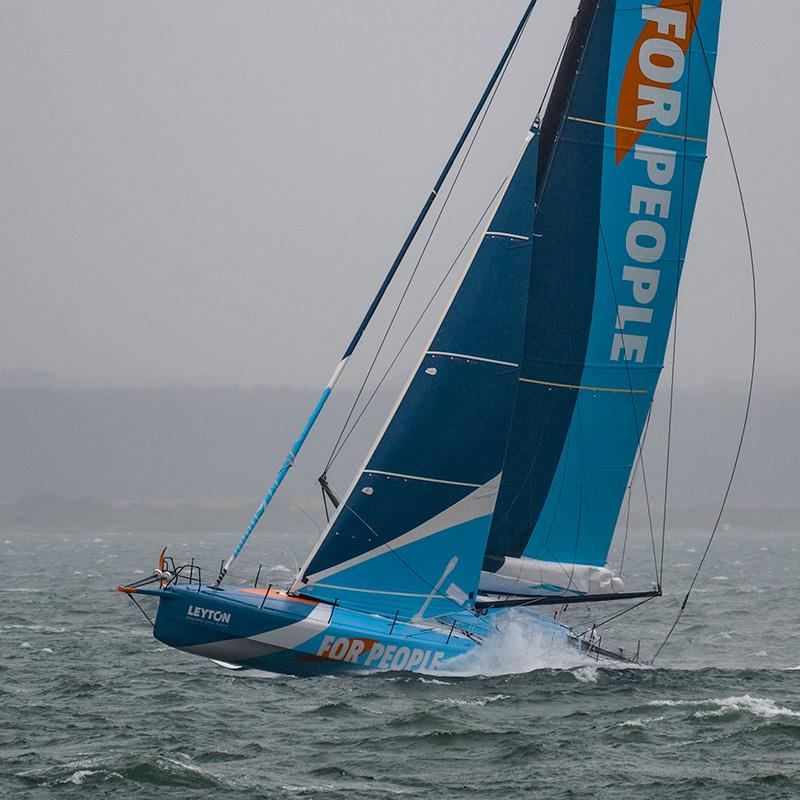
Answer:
428, 608, 605, 677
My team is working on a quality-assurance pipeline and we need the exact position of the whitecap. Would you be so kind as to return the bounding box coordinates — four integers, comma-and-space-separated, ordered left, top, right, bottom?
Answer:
434, 694, 510, 707
649, 695, 800, 719
573, 666, 599, 683
61, 770, 96, 785
3, 623, 67, 634
619, 716, 665, 728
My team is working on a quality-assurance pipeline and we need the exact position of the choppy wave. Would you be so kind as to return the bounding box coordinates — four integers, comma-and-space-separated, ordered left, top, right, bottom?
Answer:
649, 695, 800, 720
2, 529, 799, 800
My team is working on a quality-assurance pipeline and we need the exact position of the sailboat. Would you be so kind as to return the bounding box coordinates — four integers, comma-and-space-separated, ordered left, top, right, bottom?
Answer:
119, 0, 722, 675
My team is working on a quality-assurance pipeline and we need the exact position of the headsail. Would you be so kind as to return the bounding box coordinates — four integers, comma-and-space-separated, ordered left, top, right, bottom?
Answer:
484, 0, 722, 591
290, 127, 541, 619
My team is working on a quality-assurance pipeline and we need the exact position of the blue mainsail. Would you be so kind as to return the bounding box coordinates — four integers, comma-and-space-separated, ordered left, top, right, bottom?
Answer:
291, 127, 541, 619
485, 0, 722, 580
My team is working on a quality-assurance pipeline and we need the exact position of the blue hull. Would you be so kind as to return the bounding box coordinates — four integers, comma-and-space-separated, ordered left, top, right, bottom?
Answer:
143, 584, 568, 676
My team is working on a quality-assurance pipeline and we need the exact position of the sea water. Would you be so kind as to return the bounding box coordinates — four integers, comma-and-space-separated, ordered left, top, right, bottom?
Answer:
1, 528, 798, 799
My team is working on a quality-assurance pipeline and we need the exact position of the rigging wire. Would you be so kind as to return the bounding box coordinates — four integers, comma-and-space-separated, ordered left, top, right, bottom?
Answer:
323, 16, 533, 475
276, 490, 323, 536
535, 20, 573, 120
325, 183, 506, 470
658, 30, 695, 589
127, 594, 155, 628
618, 407, 653, 577
598, 224, 660, 585
577, 595, 658, 640
651, 13, 758, 664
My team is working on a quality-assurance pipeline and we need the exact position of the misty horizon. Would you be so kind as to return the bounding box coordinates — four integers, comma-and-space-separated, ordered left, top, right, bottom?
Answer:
2, 372, 797, 535
2, 1, 791, 394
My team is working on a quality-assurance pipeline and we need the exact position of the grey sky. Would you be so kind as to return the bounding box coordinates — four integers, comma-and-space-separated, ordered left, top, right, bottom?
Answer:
2, 1, 794, 392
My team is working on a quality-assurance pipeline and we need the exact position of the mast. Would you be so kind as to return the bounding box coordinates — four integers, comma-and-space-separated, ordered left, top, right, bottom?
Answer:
215, 0, 541, 586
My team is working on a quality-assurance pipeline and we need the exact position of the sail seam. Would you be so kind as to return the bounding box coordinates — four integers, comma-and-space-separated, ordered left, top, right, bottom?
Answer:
427, 351, 520, 368
363, 470, 481, 488
485, 231, 530, 241
566, 116, 707, 143
519, 377, 647, 395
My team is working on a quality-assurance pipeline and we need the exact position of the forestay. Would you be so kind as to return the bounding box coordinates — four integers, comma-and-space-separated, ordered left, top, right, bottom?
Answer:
484, 0, 721, 586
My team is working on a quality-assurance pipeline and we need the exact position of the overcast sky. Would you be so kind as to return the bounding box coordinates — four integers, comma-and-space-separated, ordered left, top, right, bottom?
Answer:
2, 1, 794, 393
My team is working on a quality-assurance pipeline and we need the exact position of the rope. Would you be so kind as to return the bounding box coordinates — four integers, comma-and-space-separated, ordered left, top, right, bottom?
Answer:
651, 12, 758, 664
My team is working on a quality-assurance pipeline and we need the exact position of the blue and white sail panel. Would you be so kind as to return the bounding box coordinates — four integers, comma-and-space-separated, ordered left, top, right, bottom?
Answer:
486, 0, 721, 570
292, 129, 540, 619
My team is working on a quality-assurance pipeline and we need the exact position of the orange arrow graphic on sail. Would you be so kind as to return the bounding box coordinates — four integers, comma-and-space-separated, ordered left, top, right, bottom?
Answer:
615, 0, 702, 164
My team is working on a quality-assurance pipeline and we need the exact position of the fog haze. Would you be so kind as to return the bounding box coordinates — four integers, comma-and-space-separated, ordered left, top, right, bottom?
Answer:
2, 2, 796, 535
2, 1, 793, 391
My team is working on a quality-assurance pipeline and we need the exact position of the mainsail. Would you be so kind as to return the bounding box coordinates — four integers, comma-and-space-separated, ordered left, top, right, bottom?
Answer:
483, 0, 722, 594
290, 127, 541, 619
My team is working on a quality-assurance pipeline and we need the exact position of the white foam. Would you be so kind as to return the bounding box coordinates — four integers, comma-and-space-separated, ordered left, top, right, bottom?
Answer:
649, 695, 800, 720
429, 609, 612, 677
227, 669, 290, 680
619, 716, 665, 728
61, 770, 96, 785
434, 694, 510, 707
573, 666, 599, 683
3, 623, 67, 634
